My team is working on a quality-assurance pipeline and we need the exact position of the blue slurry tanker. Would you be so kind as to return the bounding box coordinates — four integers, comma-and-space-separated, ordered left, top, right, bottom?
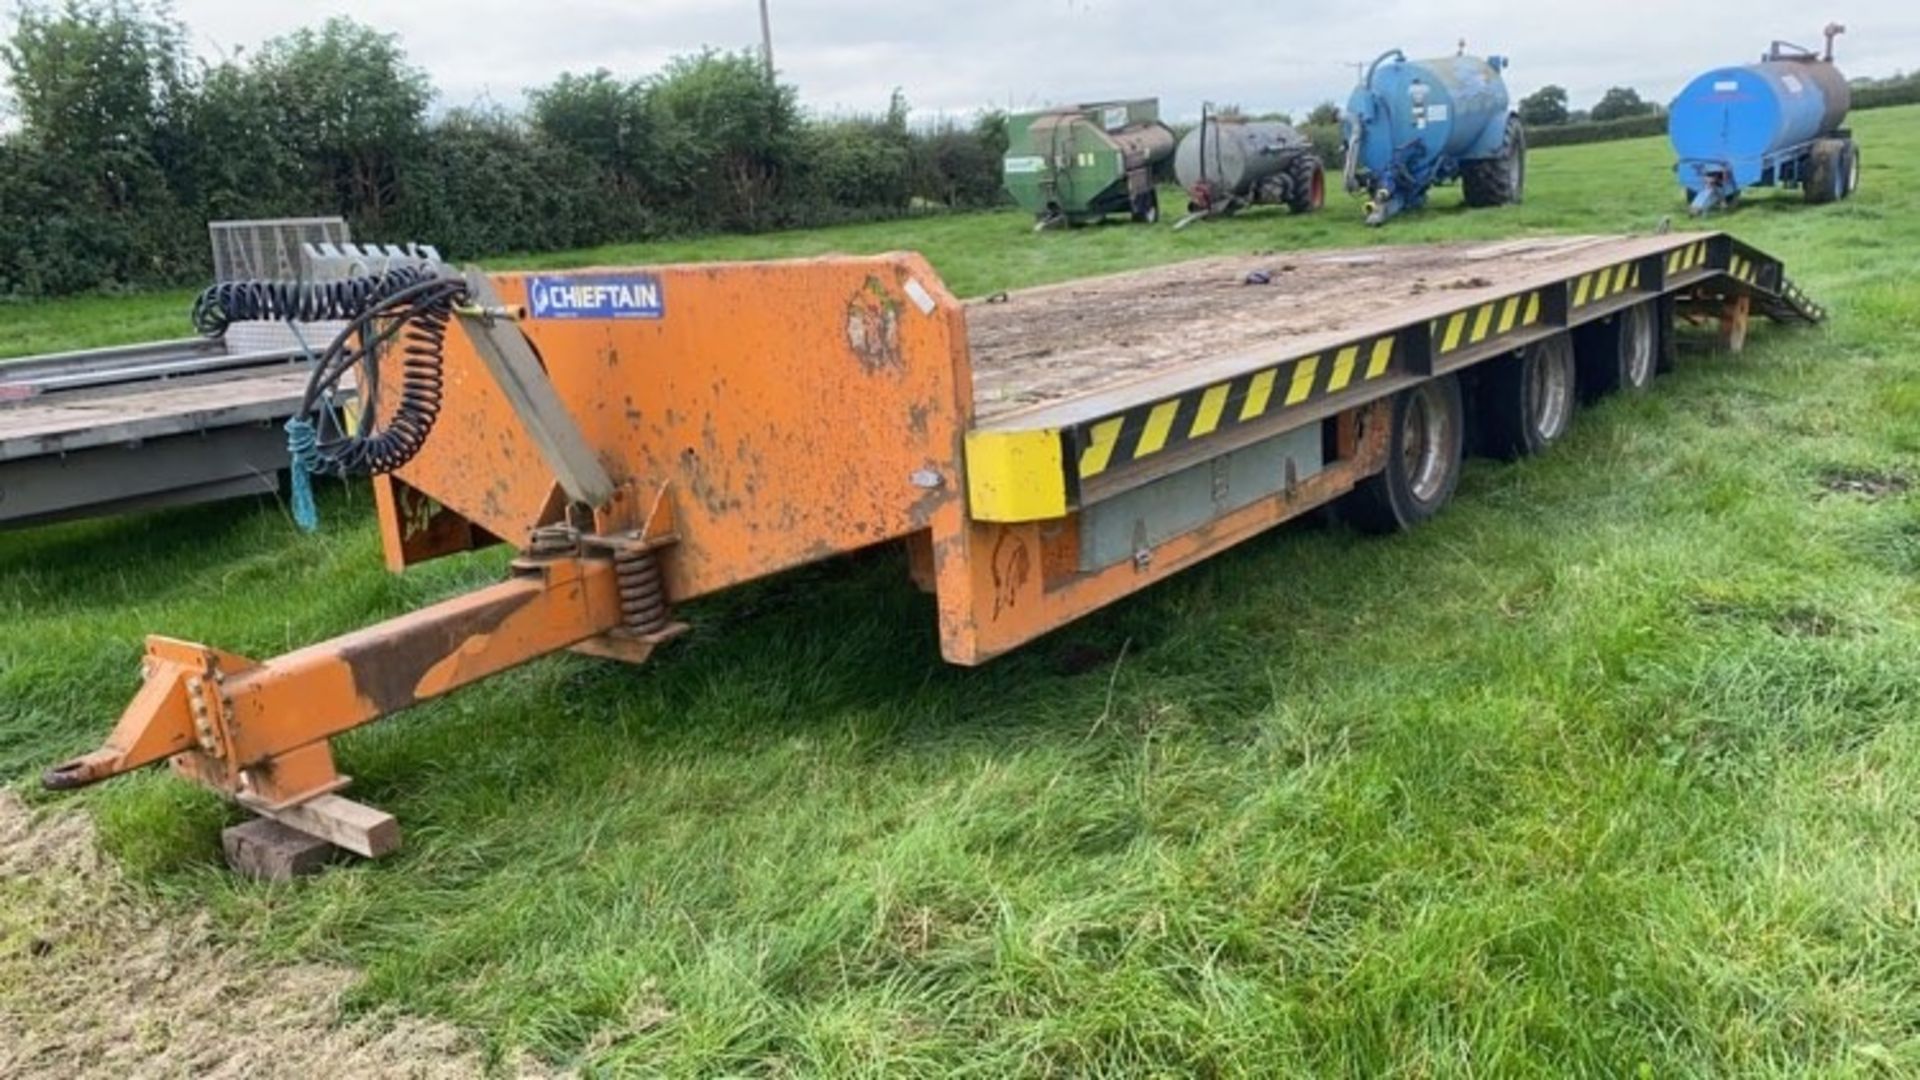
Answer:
1343, 48, 1525, 225
1669, 24, 1858, 214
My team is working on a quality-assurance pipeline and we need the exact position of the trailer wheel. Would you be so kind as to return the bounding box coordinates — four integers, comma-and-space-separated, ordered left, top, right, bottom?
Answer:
1287, 157, 1326, 213
1840, 140, 1861, 199
1576, 301, 1658, 400
1341, 376, 1465, 535
1481, 333, 1576, 459
1462, 116, 1526, 208
1131, 190, 1161, 224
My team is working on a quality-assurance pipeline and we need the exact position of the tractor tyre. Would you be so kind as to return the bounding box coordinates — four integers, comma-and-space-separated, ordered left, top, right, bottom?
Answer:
1286, 157, 1326, 213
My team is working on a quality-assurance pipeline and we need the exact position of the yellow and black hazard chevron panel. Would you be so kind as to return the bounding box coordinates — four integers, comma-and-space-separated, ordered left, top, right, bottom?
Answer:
1074, 331, 1401, 483
1430, 290, 1547, 357
1664, 239, 1712, 276
1569, 261, 1644, 311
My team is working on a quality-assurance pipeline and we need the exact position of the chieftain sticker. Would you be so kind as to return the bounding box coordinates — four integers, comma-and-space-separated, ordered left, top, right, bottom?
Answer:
526, 274, 666, 320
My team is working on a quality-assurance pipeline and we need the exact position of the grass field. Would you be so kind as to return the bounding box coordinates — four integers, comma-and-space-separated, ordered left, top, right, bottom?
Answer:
4, 107, 1920, 1075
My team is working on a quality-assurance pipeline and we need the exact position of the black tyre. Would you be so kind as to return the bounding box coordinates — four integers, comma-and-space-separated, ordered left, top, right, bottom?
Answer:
1130, 190, 1161, 224
1286, 156, 1326, 213
1655, 294, 1678, 374
1341, 376, 1466, 535
1840, 140, 1861, 199
1575, 301, 1659, 400
1480, 333, 1577, 460
1804, 140, 1844, 204
1462, 115, 1526, 208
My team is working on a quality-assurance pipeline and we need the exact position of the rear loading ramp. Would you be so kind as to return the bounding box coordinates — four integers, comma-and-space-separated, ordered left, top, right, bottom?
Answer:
44, 232, 1822, 866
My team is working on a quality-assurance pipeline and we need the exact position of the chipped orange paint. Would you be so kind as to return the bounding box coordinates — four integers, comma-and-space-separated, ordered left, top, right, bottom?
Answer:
387, 254, 974, 600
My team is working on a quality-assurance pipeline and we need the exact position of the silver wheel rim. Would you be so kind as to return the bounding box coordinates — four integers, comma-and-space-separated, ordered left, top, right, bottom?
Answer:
1623, 306, 1655, 387
1527, 340, 1573, 440
1848, 152, 1860, 194
1401, 384, 1453, 503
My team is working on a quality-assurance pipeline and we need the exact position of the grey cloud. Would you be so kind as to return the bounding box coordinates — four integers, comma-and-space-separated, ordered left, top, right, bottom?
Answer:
12, 0, 1916, 123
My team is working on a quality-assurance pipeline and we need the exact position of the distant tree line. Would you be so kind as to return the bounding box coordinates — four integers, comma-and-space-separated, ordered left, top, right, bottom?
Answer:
0, 1, 1010, 298
1518, 84, 1662, 128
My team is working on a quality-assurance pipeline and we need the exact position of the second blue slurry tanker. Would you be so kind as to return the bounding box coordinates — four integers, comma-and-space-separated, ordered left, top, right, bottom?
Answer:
1669, 24, 1858, 214
1343, 48, 1525, 225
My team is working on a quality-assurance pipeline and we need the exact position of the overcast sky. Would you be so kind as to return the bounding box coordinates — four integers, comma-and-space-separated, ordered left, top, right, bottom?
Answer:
8, 1, 1920, 122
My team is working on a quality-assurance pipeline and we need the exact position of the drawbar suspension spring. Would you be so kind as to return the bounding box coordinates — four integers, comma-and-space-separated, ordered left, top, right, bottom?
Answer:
614, 549, 671, 636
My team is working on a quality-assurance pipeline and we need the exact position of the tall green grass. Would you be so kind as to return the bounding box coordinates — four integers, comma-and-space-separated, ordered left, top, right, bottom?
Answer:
3, 106, 1918, 1075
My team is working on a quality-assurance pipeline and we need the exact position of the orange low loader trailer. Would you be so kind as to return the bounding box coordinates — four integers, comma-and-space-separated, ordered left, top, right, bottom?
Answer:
45, 232, 1824, 855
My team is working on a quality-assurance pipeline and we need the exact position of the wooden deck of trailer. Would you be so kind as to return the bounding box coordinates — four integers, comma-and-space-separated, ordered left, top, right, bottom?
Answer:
965, 234, 1695, 426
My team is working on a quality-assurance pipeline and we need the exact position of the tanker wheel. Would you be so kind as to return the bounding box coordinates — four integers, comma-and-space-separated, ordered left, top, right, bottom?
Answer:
1286, 158, 1326, 213
1804, 140, 1845, 205
1462, 115, 1526, 208
1841, 140, 1861, 200
1340, 376, 1465, 535
1480, 333, 1576, 460
1130, 190, 1161, 224
1575, 301, 1659, 401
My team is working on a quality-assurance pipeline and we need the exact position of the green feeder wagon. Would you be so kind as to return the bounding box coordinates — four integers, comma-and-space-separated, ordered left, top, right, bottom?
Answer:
1003, 99, 1175, 229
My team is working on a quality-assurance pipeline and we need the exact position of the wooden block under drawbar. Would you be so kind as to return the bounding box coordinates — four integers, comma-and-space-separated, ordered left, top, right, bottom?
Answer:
222, 818, 342, 883
248, 794, 401, 859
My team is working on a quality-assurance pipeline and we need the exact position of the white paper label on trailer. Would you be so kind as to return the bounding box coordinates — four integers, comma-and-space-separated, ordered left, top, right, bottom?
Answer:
1714, 80, 1740, 92
1003, 156, 1045, 175
1782, 75, 1804, 94
1428, 104, 1449, 122
903, 278, 936, 316
1102, 106, 1128, 131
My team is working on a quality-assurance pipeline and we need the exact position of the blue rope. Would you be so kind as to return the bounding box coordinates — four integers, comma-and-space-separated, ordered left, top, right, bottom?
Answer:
285, 416, 320, 532
281, 316, 332, 534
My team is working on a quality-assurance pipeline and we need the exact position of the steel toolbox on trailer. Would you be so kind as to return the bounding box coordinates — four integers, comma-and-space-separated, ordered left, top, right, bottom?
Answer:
45, 231, 1825, 860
